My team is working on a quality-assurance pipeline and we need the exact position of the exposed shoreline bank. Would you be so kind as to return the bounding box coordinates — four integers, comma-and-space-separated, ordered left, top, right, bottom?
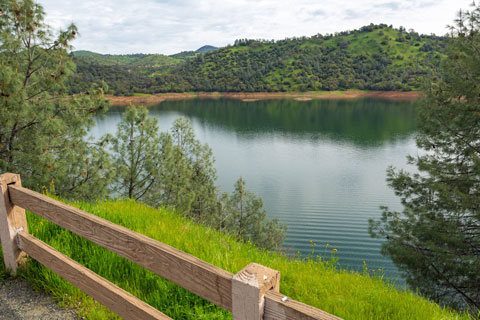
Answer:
107, 90, 422, 106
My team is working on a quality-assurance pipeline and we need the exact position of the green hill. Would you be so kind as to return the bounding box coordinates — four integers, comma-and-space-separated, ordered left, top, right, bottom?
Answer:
169, 50, 198, 59
69, 24, 446, 95
170, 46, 219, 59
159, 24, 445, 92
72, 51, 183, 67
69, 51, 185, 95
2, 199, 469, 319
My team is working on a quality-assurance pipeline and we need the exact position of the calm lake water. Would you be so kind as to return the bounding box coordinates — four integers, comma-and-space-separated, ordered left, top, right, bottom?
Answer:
91, 98, 418, 283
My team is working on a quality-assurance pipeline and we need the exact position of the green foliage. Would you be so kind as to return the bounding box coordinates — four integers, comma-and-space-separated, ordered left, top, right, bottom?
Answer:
3, 199, 469, 319
69, 24, 446, 95
369, 5, 480, 315
109, 105, 164, 200
109, 108, 285, 249
220, 177, 286, 249
168, 117, 219, 223
136, 115, 219, 221
68, 51, 185, 96
110, 110, 218, 221
72, 50, 183, 67
0, 0, 112, 200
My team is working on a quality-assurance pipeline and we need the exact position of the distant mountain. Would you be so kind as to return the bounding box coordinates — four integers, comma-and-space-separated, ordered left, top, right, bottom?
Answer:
195, 45, 218, 53
170, 45, 219, 59
70, 24, 446, 95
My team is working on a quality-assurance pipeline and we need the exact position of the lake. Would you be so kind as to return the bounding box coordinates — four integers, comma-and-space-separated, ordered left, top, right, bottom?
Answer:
91, 97, 418, 283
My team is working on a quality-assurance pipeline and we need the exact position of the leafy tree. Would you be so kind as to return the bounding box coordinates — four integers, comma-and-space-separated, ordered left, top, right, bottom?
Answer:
369, 5, 480, 314
0, 0, 111, 199
220, 177, 286, 250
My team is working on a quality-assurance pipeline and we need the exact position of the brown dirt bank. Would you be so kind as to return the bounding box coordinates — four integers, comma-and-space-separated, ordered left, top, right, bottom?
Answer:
364, 91, 422, 101
107, 91, 422, 106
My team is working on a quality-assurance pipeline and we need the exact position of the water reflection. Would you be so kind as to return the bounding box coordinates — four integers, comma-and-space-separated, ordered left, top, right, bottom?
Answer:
108, 98, 417, 146
95, 98, 418, 285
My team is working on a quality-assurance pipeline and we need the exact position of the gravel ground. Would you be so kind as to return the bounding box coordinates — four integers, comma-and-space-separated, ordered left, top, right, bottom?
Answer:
0, 278, 78, 320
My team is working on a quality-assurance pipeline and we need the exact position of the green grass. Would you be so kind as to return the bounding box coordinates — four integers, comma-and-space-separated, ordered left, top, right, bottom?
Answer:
0, 199, 472, 319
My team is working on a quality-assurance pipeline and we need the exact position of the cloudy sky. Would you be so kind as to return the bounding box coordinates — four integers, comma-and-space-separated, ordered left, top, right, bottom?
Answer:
39, 0, 472, 55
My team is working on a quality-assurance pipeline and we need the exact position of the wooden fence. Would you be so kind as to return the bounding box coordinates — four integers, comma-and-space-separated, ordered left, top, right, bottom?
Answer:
0, 173, 342, 320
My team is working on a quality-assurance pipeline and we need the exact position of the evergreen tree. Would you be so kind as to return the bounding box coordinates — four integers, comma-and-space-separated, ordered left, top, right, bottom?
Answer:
109, 105, 163, 200
221, 177, 286, 250
369, 5, 480, 314
0, 0, 111, 199
110, 111, 286, 250
170, 117, 219, 225
110, 114, 218, 222
149, 130, 193, 213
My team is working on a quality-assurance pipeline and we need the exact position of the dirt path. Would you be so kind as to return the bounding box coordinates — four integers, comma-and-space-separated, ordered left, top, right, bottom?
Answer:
0, 278, 77, 320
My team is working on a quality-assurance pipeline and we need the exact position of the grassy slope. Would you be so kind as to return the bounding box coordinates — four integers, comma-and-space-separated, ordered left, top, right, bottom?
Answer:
0, 199, 469, 319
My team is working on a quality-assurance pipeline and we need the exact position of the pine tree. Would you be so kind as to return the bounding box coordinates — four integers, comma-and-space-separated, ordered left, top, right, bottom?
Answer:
110, 114, 218, 221
109, 105, 163, 200
0, 0, 112, 199
170, 117, 219, 224
369, 5, 480, 314
221, 177, 286, 250
110, 111, 287, 250
149, 130, 193, 213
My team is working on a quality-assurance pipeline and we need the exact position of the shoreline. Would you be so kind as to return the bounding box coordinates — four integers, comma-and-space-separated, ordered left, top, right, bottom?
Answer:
106, 90, 422, 106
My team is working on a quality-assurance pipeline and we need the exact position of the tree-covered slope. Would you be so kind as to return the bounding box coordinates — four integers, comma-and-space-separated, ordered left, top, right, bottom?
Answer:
72, 50, 183, 67
69, 51, 186, 95
70, 24, 446, 95
159, 24, 445, 92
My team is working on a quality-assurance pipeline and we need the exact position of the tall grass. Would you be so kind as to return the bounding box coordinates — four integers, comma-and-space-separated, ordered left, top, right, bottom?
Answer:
0, 199, 472, 319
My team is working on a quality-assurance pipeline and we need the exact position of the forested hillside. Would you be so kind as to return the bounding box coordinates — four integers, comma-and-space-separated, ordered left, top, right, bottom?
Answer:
69, 51, 184, 95
72, 50, 183, 66
70, 24, 446, 95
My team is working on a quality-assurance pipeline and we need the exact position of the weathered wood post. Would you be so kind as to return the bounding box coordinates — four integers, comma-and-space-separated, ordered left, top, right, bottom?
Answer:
232, 263, 280, 320
0, 173, 28, 274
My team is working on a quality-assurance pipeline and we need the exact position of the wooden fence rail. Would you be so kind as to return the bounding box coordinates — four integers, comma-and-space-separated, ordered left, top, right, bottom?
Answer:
0, 173, 343, 320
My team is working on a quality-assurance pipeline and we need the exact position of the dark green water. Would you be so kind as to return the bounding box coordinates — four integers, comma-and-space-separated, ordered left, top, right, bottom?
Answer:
91, 98, 418, 283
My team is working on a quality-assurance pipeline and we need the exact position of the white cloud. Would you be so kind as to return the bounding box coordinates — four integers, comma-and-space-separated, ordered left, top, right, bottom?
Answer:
38, 0, 473, 54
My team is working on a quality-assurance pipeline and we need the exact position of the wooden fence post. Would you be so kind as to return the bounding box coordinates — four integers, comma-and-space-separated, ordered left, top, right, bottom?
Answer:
0, 173, 28, 274
232, 263, 280, 320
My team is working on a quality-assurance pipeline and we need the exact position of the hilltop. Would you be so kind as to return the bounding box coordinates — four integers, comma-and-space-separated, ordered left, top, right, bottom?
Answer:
169, 45, 219, 59
69, 24, 446, 95
196, 45, 219, 52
